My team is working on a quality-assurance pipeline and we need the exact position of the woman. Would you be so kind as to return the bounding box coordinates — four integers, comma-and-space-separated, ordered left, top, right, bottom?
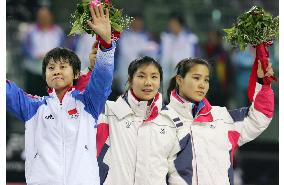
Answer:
165, 58, 274, 185
96, 56, 180, 185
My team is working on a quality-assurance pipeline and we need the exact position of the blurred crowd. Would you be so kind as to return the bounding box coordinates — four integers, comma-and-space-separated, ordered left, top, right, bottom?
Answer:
8, 5, 279, 106
6, 0, 279, 184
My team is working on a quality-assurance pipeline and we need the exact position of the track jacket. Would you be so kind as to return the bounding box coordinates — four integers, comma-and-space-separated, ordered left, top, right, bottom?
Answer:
6, 43, 116, 185
96, 90, 180, 185
164, 83, 274, 185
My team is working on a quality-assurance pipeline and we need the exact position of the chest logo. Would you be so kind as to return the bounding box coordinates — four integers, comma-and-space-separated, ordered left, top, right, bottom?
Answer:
160, 128, 165, 134
68, 108, 79, 119
45, 114, 54, 120
209, 124, 216, 129
125, 120, 132, 128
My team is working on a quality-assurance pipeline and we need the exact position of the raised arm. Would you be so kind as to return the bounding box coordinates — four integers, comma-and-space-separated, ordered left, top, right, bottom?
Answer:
78, 4, 115, 121
232, 61, 275, 146
6, 80, 45, 122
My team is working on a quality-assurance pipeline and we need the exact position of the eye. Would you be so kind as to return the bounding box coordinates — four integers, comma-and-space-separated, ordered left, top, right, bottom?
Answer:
193, 76, 199, 80
152, 75, 158, 79
137, 75, 144, 78
205, 79, 209, 83
48, 66, 54, 70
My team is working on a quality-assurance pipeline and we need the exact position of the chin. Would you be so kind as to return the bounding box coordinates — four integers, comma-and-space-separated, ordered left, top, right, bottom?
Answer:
140, 95, 155, 101
192, 97, 203, 102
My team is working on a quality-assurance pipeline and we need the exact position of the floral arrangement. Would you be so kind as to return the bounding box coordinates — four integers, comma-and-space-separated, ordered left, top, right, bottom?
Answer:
223, 6, 278, 50
69, 0, 134, 37
223, 6, 278, 102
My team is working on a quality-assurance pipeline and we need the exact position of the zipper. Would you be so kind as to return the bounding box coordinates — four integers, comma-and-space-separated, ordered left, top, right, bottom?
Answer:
190, 126, 199, 185
134, 119, 143, 184
60, 102, 66, 185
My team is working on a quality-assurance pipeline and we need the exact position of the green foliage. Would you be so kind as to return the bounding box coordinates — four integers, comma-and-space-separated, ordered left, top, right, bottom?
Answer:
224, 6, 279, 50
69, 1, 134, 36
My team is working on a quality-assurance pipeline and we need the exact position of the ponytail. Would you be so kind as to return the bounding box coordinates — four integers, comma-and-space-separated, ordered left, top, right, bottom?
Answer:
167, 76, 177, 103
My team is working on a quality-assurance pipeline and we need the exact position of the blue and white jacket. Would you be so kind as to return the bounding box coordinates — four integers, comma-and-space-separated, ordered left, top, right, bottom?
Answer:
6, 43, 116, 185
164, 83, 274, 185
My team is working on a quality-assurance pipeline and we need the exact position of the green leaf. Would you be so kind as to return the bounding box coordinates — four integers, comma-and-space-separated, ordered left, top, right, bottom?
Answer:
224, 6, 278, 48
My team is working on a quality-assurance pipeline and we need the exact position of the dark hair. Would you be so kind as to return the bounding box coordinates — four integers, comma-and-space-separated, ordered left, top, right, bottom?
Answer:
42, 47, 81, 85
167, 58, 211, 101
169, 12, 185, 26
127, 56, 163, 91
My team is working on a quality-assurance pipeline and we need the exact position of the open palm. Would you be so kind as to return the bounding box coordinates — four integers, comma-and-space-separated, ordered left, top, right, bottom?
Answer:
87, 4, 111, 44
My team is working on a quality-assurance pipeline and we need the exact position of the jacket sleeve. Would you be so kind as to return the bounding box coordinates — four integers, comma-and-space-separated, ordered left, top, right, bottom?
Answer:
80, 42, 116, 122
167, 137, 189, 185
233, 83, 274, 146
6, 80, 44, 122
96, 104, 110, 158
96, 104, 111, 184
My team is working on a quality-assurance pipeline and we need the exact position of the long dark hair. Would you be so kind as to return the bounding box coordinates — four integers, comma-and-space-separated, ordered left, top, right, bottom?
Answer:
125, 56, 163, 93
167, 58, 210, 101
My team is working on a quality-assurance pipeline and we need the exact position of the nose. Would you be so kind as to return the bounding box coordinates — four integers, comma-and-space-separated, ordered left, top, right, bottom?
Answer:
144, 77, 152, 86
53, 66, 61, 76
198, 81, 206, 89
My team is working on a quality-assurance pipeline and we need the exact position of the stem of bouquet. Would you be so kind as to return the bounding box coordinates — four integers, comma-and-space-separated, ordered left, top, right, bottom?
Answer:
247, 41, 277, 102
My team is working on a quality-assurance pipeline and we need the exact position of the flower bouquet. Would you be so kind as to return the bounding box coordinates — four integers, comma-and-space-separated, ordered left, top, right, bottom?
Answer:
224, 6, 278, 102
69, 0, 133, 47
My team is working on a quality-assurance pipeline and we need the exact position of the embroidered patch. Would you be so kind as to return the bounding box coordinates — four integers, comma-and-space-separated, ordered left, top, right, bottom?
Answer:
160, 128, 166, 134
68, 108, 79, 119
125, 120, 132, 128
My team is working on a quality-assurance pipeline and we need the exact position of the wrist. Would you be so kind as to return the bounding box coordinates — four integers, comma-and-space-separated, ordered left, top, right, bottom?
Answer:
96, 35, 112, 49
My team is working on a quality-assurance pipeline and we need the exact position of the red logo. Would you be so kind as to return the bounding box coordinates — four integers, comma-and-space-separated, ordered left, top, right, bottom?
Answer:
68, 108, 79, 119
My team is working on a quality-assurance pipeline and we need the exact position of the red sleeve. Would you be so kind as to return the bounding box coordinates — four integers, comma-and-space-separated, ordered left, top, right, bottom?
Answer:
254, 84, 274, 118
75, 70, 92, 91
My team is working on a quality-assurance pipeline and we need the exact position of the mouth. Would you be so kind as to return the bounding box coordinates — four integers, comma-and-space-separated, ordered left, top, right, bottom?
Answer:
142, 89, 153, 93
196, 91, 205, 96
52, 77, 63, 81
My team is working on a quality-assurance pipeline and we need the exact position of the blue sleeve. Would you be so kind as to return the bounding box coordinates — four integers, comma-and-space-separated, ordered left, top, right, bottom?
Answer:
228, 107, 249, 122
6, 80, 46, 122
78, 42, 116, 121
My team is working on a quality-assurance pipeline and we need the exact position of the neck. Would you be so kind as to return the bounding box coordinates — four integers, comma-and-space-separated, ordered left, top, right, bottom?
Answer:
55, 86, 72, 103
130, 89, 154, 105
177, 90, 198, 104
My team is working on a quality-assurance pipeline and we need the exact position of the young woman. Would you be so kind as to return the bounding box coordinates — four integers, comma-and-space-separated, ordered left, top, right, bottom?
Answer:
165, 58, 275, 185
96, 56, 181, 185
6, 5, 115, 185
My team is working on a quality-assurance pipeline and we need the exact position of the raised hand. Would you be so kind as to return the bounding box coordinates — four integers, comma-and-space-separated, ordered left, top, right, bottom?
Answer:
87, 4, 111, 44
257, 60, 274, 78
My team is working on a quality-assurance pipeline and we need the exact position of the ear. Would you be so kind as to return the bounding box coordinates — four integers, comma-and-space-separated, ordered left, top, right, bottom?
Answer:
176, 75, 183, 87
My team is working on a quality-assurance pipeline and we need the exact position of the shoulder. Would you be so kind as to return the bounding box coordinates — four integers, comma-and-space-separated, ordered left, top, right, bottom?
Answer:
104, 97, 132, 119
159, 105, 183, 128
211, 106, 234, 123
184, 31, 198, 43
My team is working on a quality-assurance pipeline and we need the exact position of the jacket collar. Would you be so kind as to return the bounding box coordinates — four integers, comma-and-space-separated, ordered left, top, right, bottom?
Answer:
47, 86, 75, 103
110, 90, 163, 122
169, 89, 213, 122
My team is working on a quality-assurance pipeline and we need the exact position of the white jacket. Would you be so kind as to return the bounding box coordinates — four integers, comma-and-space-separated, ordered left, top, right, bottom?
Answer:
164, 83, 274, 185
6, 44, 116, 185
96, 91, 180, 185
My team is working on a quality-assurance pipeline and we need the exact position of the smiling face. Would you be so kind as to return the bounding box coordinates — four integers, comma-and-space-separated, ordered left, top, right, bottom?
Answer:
45, 59, 79, 94
177, 64, 210, 103
129, 64, 161, 101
